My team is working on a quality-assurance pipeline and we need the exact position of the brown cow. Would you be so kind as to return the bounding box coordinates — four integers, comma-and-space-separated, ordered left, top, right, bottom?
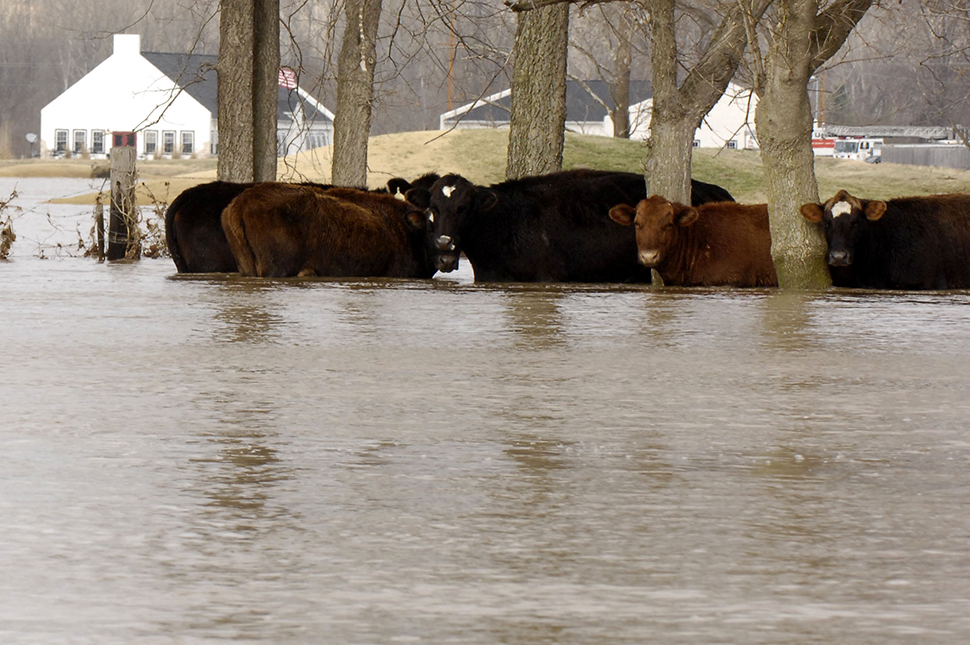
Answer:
221, 184, 435, 278
609, 195, 778, 287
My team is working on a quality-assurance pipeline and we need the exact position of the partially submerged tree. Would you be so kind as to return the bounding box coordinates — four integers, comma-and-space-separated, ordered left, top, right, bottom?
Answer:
748, 0, 875, 288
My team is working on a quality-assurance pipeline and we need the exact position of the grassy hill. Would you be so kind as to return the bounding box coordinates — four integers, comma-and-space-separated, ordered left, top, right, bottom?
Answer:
3, 129, 970, 205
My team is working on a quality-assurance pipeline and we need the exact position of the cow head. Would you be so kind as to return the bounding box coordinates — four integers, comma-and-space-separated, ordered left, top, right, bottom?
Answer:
401, 202, 438, 279
800, 190, 887, 266
387, 172, 441, 200
609, 195, 698, 268
405, 174, 497, 273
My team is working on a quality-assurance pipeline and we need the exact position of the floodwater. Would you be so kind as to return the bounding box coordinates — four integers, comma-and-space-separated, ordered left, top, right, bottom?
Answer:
2, 178, 970, 644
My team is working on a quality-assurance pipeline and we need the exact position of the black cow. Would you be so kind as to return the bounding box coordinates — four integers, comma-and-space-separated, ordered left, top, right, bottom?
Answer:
165, 173, 440, 273
404, 169, 734, 282
801, 189, 970, 289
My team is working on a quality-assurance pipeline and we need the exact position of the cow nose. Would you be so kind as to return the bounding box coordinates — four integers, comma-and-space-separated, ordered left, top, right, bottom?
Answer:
436, 254, 459, 272
435, 235, 456, 252
827, 250, 851, 266
638, 249, 660, 266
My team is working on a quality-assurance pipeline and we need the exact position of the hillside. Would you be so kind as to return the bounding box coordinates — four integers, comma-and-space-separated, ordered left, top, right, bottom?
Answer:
3, 129, 970, 205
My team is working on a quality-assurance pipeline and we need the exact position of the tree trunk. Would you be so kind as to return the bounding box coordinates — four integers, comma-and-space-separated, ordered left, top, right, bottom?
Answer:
643, 0, 769, 205
610, 7, 634, 139
506, 3, 569, 180
751, 0, 875, 288
755, 0, 827, 289
755, 73, 830, 288
643, 0, 690, 203
331, 0, 383, 187
217, 0, 280, 183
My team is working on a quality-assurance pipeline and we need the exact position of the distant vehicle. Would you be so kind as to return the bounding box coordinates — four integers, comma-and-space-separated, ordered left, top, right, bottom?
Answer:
833, 137, 884, 162
812, 137, 836, 157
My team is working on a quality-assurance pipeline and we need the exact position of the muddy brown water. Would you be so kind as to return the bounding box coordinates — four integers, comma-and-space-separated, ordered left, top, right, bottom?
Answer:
2, 178, 970, 643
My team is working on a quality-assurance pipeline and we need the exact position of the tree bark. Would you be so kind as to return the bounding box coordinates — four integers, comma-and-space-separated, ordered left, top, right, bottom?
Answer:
610, 7, 634, 139
331, 0, 383, 187
506, 3, 569, 180
218, 0, 280, 183
753, 0, 874, 288
643, 0, 691, 203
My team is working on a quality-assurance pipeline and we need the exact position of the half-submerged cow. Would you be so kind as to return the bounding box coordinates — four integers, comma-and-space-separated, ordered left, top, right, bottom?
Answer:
221, 184, 436, 279
801, 190, 970, 289
165, 173, 440, 273
609, 196, 778, 287
405, 169, 734, 283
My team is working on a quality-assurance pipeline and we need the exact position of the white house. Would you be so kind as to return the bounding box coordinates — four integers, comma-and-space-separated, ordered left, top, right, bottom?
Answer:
440, 80, 758, 150
40, 34, 333, 160
440, 80, 653, 137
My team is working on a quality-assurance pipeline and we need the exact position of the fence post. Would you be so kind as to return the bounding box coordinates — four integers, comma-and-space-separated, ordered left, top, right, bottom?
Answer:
94, 195, 105, 261
107, 146, 138, 261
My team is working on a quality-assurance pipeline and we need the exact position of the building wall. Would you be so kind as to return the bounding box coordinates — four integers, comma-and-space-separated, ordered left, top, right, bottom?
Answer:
883, 144, 970, 170
618, 84, 759, 149
39, 34, 212, 159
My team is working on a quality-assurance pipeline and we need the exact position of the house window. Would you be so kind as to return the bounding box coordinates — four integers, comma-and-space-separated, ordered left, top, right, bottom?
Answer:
180, 131, 194, 155
308, 131, 330, 149
692, 140, 701, 148
73, 130, 86, 154
210, 129, 217, 155
144, 130, 158, 155
726, 140, 738, 149
54, 129, 68, 154
91, 131, 105, 155
162, 130, 176, 154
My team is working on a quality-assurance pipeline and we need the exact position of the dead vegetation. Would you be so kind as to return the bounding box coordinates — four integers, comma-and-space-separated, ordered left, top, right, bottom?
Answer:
0, 190, 17, 260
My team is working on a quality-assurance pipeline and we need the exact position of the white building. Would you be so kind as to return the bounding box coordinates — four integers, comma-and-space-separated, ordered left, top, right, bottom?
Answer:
40, 34, 333, 160
440, 80, 653, 138
440, 80, 759, 150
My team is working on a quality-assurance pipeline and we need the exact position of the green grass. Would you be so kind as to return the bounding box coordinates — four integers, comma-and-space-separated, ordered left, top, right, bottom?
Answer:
11, 129, 970, 205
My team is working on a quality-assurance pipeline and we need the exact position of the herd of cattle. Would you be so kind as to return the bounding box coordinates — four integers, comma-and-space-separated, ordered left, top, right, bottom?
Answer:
164, 169, 970, 290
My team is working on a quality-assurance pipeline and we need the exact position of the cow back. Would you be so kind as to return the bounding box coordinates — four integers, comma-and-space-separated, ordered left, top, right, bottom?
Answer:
222, 184, 433, 279
847, 194, 970, 289
165, 181, 253, 273
684, 202, 777, 287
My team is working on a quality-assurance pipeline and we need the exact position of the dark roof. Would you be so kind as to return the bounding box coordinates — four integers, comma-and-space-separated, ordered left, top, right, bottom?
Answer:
141, 52, 332, 124
453, 80, 652, 124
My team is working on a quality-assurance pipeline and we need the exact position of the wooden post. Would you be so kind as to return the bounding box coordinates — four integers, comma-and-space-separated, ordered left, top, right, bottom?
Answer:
107, 146, 138, 261
95, 195, 105, 261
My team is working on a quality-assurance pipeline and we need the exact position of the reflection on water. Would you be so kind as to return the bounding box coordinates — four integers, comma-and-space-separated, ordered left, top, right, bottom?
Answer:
3, 212, 970, 642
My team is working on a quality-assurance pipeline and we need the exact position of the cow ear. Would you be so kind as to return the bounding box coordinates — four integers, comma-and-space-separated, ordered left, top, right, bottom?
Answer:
405, 188, 431, 208
609, 204, 636, 226
800, 203, 824, 222
475, 189, 499, 212
675, 207, 699, 227
404, 210, 427, 230
864, 201, 887, 221
387, 178, 410, 196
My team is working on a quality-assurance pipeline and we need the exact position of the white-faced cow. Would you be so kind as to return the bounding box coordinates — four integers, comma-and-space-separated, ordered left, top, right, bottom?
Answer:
165, 173, 440, 273
220, 184, 436, 279
801, 190, 970, 289
404, 169, 734, 283
609, 196, 778, 287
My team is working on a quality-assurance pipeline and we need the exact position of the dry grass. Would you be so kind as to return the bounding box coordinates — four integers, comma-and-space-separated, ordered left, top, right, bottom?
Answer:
4, 129, 970, 207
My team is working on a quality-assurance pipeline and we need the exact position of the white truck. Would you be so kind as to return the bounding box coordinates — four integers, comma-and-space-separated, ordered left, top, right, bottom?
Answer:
833, 138, 884, 162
